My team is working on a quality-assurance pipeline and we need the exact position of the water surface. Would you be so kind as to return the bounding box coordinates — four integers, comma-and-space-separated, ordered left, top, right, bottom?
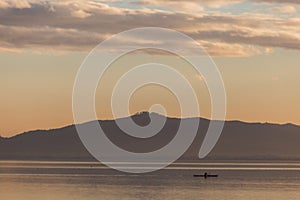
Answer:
1, 161, 300, 200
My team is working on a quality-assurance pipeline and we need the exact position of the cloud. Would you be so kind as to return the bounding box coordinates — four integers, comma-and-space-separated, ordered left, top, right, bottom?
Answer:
190, 26, 300, 50
0, 0, 299, 57
138, 0, 244, 10
0, 24, 107, 51
0, 46, 23, 54
253, 0, 300, 5
0, 0, 31, 9
138, 0, 204, 13
268, 5, 296, 14
199, 40, 262, 57
183, 13, 300, 51
197, 0, 244, 7
71, 9, 92, 18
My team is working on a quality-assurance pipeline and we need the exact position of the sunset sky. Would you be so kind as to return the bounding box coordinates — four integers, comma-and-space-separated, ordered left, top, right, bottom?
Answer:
1, 0, 300, 137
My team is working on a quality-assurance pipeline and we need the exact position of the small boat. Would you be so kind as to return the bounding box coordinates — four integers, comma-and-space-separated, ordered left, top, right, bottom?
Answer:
193, 173, 218, 178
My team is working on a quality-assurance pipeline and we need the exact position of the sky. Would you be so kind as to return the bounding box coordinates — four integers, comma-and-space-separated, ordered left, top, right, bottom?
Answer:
0, 0, 300, 137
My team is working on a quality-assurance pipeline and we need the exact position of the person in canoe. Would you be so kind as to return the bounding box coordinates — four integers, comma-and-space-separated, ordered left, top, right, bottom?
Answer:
193, 173, 218, 178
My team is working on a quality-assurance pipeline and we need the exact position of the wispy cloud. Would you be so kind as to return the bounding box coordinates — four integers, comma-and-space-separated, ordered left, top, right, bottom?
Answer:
253, 0, 300, 5
138, 0, 244, 10
268, 5, 296, 14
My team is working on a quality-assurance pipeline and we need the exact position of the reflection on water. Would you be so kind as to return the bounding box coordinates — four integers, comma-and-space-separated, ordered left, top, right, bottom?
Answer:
1, 161, 300, 200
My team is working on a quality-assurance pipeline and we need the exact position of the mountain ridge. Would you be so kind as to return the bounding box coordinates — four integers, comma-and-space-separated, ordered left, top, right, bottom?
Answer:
1, 112, 300, 161
3, 112, 298, 139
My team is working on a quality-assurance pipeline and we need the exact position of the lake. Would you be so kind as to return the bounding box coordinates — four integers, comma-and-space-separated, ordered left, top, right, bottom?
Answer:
1, 160, 300, 200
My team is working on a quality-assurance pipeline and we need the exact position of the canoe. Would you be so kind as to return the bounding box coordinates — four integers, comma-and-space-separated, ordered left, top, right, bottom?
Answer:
193, 174, 218, 178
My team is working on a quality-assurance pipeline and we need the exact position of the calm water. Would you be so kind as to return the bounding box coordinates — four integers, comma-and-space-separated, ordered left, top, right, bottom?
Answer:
1, 160, 300, 200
